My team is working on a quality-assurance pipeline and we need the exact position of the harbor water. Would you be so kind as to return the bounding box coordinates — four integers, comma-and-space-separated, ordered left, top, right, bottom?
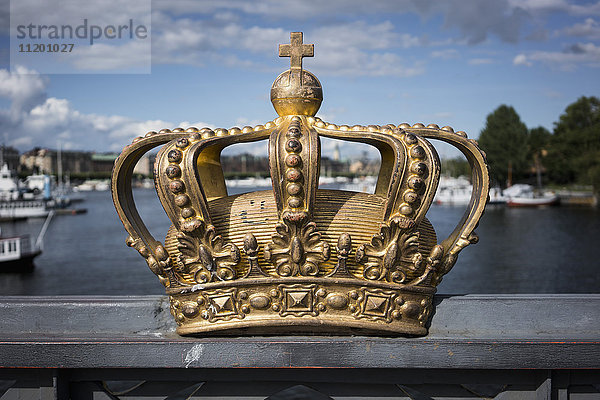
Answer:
0, 188, 599, 295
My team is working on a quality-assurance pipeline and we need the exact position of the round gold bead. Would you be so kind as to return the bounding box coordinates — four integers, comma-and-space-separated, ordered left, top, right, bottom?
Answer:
398, 123, 411, 129
181, 208, 195, 218
410, 162, 428, 175
215, 128, 228, 136
456, 131, 468, 138
441, 125, 454, 132
404, 133, 418, 145
174, 194, 190, 207
403, 190, 419, 203
412, 123, 425, 128
182, 302, 199, 318
185, 127, 199, 132
172, 127, 185, 132
426, 123, 440, 129
410, 146, 426, 159
264, 121, 275, 128
408, 176, 424, 190
287, 197, 303, 208
159, 128, 172, 134
229, 127, 241, 135
165, 165, 181, 179
242, 126, 253, 133
326, 124, 338, 130
254, 125, 265, 131
145, 131, 158, 137
176, 138, 189, 148
287, 183, 302, 196
286, 169, 302, 182
315, 120, 325, 128
169, 180, 185, 194
339, 125, 350, 131
400, 205, 413, 215
285, 154, 302, 168
167, 149, 182, 163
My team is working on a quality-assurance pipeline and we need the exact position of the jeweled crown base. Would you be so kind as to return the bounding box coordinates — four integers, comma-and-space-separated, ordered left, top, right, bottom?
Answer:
168, 278, 435, 336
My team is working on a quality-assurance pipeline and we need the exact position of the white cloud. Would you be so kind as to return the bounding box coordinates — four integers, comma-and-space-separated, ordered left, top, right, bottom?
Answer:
510, 0, 600, 16
0, 67, 211, 152
563, 18, 600, 40
0, 66, 48, 113
468, 58, 493, 65
71, 40, 151, 71
430, 49, 459, 59
513, 53, 533, 66
308, 22, 425, 77
514, 43, 600, 70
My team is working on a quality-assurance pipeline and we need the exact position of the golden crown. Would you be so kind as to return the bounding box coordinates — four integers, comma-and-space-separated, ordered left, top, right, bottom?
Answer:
112, 32, 489, 336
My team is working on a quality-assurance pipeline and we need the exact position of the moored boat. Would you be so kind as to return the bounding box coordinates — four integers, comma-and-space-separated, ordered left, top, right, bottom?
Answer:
504, 184, 559, 207
0, 210, 53, 272
0, 234, 41, 272
434, 176, 472, 205
0, 200, 50, 220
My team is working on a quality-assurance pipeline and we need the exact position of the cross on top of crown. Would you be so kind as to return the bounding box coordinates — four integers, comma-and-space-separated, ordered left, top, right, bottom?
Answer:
278, 32, 314, 71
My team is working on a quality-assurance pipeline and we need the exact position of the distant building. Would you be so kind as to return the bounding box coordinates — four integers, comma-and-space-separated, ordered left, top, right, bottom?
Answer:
20, 148, 93, 175
0, 146, 19, 171
333, 144, 340, 162
20, 149, 155, 177
221, 153, 269, 175
91, 153, 119, 173
92, 153, 155, 176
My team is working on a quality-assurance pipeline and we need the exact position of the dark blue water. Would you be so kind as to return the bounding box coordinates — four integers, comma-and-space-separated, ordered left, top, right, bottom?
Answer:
1, 189, 598, 295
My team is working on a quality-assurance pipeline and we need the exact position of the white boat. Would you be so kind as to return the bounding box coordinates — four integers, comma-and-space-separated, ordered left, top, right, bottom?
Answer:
75, 179, 110, 191
0, 163, 19, 201
0, 234, 41, 272
340, 176, 377, 193
488, 187, 507, 204
0, 210, 53, 272
504, 184, 559, 207
0, 200, 50, 220
434, 176, 472, 205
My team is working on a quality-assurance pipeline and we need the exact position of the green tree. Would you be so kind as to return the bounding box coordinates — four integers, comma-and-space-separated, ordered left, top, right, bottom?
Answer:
546, 96, 600, 190
441, 157, 470, 177
478, 105, 529, 186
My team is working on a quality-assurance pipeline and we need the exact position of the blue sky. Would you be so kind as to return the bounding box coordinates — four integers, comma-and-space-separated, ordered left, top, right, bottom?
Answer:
1, 0, 600, 159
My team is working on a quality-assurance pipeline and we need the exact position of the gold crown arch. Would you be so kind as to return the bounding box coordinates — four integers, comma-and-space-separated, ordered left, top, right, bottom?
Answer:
112, 32, 489, 336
